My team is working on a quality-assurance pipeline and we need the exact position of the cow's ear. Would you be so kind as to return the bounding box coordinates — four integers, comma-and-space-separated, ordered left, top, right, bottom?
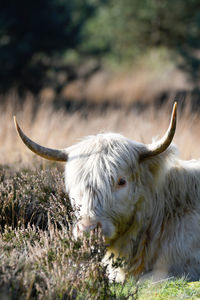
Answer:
139, 102, 177, 161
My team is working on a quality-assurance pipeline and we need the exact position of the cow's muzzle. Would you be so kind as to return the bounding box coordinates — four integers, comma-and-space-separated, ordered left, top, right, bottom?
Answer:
73, 216, 115, 240
73, 217, 100, 239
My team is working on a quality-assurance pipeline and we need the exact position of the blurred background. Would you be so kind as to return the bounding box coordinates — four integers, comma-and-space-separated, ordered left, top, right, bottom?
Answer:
1, 0, 200, 165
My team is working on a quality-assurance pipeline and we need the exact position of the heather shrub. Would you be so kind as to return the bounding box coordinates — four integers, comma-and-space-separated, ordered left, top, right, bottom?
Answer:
0, 166, 71, 230
0, 165, 139, 299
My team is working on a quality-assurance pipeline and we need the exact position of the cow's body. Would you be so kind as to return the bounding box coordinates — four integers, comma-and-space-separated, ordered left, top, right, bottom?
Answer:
15, 103, 200, 281
65, 134, 200, 281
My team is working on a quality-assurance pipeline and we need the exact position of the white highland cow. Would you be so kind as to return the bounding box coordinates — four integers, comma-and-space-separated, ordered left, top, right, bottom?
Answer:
14, 103, 200, 281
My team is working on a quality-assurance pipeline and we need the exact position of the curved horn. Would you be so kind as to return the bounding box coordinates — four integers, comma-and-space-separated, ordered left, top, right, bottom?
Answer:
14, 117, 68, 162
140, 102, 177, 161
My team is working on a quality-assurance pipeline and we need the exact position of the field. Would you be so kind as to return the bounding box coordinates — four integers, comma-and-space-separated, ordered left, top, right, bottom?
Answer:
1, 96, 200, 299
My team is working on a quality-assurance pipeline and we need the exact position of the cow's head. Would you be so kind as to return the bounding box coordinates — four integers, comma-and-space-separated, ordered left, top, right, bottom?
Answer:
14, 103, 177, 242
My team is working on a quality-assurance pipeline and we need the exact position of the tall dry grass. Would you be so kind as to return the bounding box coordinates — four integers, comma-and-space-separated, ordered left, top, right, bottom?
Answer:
61, 53, 191, 105
0, 95, 200, 166
0, 95, 200, 299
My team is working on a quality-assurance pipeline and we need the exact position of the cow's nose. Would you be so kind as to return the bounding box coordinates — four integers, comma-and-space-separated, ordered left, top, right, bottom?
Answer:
77, 222, 94, 232
76, 220, 99, 234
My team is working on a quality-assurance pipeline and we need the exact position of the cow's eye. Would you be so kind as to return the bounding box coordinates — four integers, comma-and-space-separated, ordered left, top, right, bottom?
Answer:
117, 178, 126, 187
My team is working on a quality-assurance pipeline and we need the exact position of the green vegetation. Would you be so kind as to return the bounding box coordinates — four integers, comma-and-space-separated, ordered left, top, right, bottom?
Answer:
1, 0, 200, 93
0, 0, 103, 92
139, 279, 200, 300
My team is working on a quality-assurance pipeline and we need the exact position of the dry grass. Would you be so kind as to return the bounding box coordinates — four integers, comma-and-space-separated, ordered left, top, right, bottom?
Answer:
0, 94, 200, 167
1, 95, 200, 299
61, 52, 191, 106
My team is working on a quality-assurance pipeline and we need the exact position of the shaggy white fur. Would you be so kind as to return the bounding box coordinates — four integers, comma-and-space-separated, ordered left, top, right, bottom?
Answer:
15, 104, 200, 282
65, 133, 200, 281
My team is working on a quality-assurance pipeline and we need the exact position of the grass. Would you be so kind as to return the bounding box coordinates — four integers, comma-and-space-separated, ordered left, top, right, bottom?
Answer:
1, 97, 200, 298
60, 49, 192, 106
1, 94, 200, 166
137, 279, 200, 299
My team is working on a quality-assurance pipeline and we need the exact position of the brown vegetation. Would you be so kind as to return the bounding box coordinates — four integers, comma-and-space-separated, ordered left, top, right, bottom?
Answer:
61, 64, 190, 106
0, 95, 200, 299
0, 167, 137, 299
0, 94, 200, 167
